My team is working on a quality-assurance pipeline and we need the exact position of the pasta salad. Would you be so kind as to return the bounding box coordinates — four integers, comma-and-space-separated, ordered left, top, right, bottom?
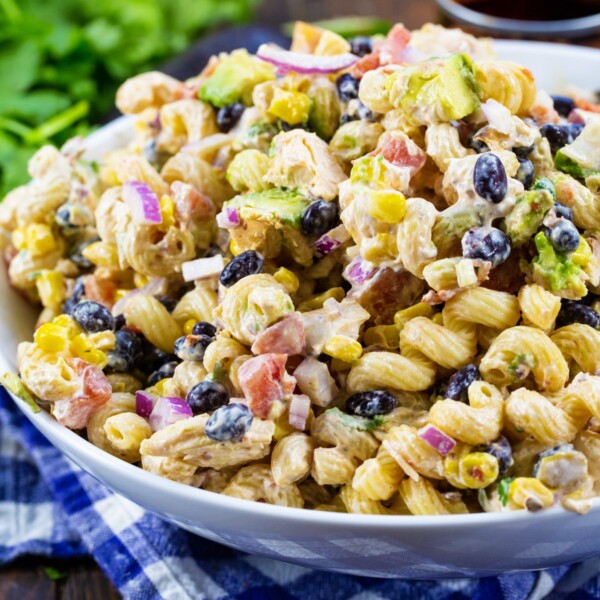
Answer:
3, 21, 600, 516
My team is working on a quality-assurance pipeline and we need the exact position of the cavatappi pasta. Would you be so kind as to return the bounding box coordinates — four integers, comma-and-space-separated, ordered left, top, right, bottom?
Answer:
5, 20, 600, 516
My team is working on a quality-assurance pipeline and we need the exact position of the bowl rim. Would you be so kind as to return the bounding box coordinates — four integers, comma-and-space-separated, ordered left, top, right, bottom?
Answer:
437, 0, 600, 37
5, 37, 600, 529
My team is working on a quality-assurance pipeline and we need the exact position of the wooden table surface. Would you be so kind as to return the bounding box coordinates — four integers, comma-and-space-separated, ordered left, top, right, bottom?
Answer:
2, 1, 600, 598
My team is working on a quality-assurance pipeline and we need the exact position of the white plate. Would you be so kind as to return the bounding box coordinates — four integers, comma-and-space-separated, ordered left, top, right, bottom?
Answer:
2, 40, 600, 579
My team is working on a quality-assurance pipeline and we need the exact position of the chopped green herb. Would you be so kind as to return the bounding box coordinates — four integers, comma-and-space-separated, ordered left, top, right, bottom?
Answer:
327, 407, 385, 432
43, 566, 67, 581
1, 372, 41, 413
498, 477, 515, 506
507, 353, 535, 379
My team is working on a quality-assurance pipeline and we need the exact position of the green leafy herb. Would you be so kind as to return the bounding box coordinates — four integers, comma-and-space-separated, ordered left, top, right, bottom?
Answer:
43, 566, 67, 581
327, 407, 385, 432
498, 477, 515, 506
0, 0, 258, 196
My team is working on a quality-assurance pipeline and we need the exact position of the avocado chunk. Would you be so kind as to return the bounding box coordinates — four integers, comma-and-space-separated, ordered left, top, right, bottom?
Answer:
224, 189, 314, 266
555, 118, 600, 179
531, 231, 587, 299
390, 54, 480, 124
504, 189, 554, 247
199, 49, 275, 108
225, 188, 311, 227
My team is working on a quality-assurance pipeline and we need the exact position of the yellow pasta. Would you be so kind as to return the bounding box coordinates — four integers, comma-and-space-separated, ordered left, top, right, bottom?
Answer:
551, 323, 600, 375
172, 284, 218, 324
518, 284, 561, 330
399, 477, 468, 516
429, 381, 504, 445
480, 326, 569, 392
505, 388, 577, 446
271, 432, 315, 486
222, 464, 304, 507
123, 294, 182, 353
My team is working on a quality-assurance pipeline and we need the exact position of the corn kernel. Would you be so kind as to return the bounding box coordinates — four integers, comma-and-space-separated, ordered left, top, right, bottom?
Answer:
394, 303, 434, 329
367, 190, 406, 224
34, 323, 68, 353
323, 335, 363, 363
52, 315, 83, 339
274, 267, 300, 294
274, 413, 296, 441
88, 331, 116, 351
363, 325, 399, 349
26, 223, 56, 257
159, 195, 176, 231
154, 378, 171, 396
11, 228, 26, 250
362, 234, 396, 262
456, 259, 478, 288
267, 88, 311, 125
82, 241, 120, 269
70, 334, 107, 368
229, 238, 243, 256
297, 287, 345, 312
572, 237, 592, 267
183, 319, 197, 335
114, 289, 130, 302
134, 273, 149, 288
459, 452, 499, 489
508, 477, 554, 511
36, 270, 65, 310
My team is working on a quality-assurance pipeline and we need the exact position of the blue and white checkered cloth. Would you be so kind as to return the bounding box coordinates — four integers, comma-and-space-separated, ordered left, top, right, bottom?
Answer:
2, 387, 600, 600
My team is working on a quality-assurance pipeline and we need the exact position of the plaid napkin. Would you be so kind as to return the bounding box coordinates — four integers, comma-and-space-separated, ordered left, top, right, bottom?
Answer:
2, 388, 600, 600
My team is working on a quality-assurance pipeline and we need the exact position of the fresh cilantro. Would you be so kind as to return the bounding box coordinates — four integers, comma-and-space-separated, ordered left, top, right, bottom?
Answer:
0, 0, 258, 196
498, 477, 515, 506
327, 408, 385, 432
43, 566, 67, 581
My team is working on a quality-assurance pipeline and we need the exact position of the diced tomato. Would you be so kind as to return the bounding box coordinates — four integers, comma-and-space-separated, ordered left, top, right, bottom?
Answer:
83, 275, 117, 309
379, 24, 411, 65
251, 312, 305, 356
351, 24, 411, 78
237, 353, 290, 418
172, 181, 215, 229
351, 52, 381, 79
52, 358, 112, 429
369, 131, 427, 176
574, 97, 600, 113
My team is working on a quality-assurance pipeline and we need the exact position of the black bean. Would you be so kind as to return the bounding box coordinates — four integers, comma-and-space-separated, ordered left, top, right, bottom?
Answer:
515, 157, 534, 189
192, 321, 217, 337
345, 390, 397, 417
147, 361, 178, 387
216, 103, 245, 133
556, 300, 600, 329
553, 202, 573, 221
335, 73, 360, 102
544, 219, 580, 253
187, 381, 229, 414
540, 124, 572, 153
205, 403, 253, 442
473, 153, 508, 203
445, 364, 481, 402
106, 330, 143, 372
300, 200, 339, 237
349, 36, 373, 57
219, 250, 264, 288
173, 334, 212, 362
461, 226, 511, 268
477, 435, 513, 475
72, 300, 115, 333
550, 95, 576, 118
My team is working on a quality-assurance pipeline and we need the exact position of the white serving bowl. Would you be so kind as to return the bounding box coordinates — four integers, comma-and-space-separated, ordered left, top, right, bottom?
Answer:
3, 40, 600, 579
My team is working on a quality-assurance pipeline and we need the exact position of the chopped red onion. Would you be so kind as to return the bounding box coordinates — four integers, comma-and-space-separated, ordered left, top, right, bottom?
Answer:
149, 396, 192, 431
289, 394, 311, 430
256, 44, 358, 75
344, 257, 377, 286
122, 181, 162, 225
216, 207, 240, 229
112, 277, 169, 316
314, 235, 341, 255
315, 224, 351, 255
419, 425, 456, 457
181, 254, 224, 282
135, 391, 157, 419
